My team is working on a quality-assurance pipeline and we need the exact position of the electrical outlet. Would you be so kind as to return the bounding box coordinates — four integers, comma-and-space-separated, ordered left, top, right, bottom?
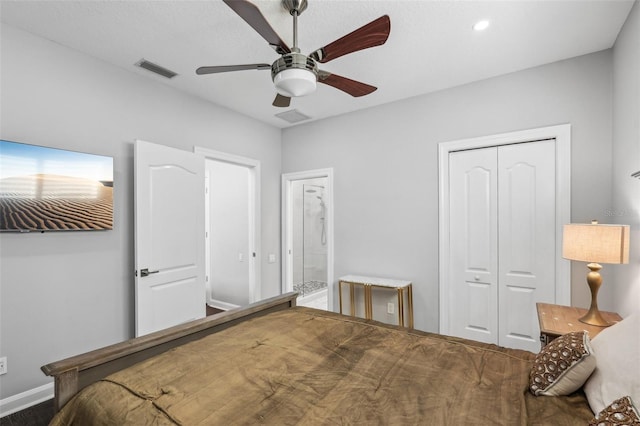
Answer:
387, 303, 395, 314
0, 356, 7, 375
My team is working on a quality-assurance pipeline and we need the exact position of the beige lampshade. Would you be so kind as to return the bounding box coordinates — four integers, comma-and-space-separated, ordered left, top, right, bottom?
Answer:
563, 222, 630, 264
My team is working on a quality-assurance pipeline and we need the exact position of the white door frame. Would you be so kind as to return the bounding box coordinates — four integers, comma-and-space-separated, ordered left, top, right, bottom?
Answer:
438, 124, 571, 335
282, 168, 334, 311
194, 146, 261, 305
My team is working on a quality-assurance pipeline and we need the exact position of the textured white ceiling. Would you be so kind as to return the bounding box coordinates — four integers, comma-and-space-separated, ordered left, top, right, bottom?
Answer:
1, 0, 634, 128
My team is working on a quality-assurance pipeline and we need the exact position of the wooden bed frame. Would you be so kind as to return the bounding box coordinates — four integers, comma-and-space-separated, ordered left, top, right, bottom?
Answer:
41, 292, 298, 413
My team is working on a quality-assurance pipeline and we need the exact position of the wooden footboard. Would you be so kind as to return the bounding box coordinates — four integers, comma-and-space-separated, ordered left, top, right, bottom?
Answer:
42, 292, 298, 413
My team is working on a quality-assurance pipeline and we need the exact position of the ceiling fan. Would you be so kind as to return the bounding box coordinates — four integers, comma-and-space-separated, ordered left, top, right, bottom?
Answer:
196, 0, 390, 108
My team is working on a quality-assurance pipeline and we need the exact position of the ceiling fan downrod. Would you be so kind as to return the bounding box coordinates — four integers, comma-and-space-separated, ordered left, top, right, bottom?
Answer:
282, 0, 307, 52
272, 0, 317, 97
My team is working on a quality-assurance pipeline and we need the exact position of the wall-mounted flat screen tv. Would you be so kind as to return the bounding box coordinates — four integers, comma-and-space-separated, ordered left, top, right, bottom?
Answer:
0, 140, 113, 232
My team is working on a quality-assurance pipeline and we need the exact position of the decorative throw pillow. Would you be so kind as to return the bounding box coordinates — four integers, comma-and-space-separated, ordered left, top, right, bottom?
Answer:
529, 331, 596, 396
589, 396, 640, 426
584, 312, 640, 415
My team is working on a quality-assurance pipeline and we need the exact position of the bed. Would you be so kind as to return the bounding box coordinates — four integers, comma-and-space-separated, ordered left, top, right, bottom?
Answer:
42, 292, 600, 425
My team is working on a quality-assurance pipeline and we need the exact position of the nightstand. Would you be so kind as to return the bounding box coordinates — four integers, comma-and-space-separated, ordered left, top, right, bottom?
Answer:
536, 303, 622, 348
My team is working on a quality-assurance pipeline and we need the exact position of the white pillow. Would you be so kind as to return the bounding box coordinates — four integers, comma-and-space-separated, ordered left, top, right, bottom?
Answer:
584, 311, 640, 414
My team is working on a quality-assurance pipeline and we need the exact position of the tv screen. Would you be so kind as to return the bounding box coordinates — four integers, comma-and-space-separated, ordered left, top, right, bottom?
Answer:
0, 140, 113, 232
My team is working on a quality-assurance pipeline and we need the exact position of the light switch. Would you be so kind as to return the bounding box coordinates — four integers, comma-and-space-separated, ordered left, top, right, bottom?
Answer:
268, 254, 276, 263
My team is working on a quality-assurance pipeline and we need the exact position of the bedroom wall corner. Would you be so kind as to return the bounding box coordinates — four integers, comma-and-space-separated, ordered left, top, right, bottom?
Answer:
282, 49, 614, 333
611, 0, 640, 317
0, 24, 282, 404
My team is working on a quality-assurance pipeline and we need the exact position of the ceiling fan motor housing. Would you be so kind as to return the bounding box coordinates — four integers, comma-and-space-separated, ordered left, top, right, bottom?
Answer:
272, 52, 318, 97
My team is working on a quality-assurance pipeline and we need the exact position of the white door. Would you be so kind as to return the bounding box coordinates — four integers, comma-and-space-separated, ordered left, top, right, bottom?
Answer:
134, 140, 206, 336
449, 140, 556, 352
449, 148, 499, 344
498, 141, 556, 350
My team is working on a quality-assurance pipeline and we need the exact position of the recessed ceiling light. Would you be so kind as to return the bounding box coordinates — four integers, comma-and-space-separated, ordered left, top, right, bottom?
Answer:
473, 20, 490, 31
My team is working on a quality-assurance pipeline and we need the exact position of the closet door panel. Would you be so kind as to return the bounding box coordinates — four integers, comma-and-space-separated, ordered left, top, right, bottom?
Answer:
503, 285, 536, 341
449, 148, 498, 344
498, 140, 556, 351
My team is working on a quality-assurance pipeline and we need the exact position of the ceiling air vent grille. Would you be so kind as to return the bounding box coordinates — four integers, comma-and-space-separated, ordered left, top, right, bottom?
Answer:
275, 109, 311, 124
135, 59, 178, 79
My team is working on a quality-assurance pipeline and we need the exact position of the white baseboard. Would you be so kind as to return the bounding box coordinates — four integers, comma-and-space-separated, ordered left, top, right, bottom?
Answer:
0, 382, 54, 418
207, 299, 240, 311
298, 288, 327, 303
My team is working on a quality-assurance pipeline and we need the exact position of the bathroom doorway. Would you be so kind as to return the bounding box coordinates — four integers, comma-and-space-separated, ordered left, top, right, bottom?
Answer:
282, 169, 334, 311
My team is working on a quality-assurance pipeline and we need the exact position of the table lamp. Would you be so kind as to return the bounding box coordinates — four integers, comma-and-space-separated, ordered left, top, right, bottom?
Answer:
562, 220, 630, 326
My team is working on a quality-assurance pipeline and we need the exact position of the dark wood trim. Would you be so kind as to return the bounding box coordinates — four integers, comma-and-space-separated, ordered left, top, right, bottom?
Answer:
42, 292, 298, 413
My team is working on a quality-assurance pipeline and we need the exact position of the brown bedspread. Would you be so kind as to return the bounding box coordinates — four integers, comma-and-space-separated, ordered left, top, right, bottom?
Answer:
50, 307, 593, 425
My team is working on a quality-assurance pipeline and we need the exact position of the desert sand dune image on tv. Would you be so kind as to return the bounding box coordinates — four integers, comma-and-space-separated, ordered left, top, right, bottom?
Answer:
0, 140, 113, 231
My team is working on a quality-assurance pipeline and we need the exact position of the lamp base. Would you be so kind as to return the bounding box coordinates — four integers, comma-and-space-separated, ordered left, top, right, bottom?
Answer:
579, 262, 613, 327
579, 308, 612, 327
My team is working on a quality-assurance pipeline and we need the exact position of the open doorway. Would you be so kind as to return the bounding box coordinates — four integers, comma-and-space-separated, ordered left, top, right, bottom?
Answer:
282, 169, 334, 311
195, 147, 260, 312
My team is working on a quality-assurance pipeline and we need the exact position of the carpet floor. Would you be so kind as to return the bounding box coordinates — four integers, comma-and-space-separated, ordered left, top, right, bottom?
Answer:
2, 399, 53, 426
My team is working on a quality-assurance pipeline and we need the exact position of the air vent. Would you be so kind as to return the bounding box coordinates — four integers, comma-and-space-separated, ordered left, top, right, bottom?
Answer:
275, 109, 311, 124
135, 59, 178, 79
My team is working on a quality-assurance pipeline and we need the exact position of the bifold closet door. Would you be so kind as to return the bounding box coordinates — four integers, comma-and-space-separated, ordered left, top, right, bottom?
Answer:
448, 140, 556, 352
449, 147, 499, 345
497, 140, 555, 351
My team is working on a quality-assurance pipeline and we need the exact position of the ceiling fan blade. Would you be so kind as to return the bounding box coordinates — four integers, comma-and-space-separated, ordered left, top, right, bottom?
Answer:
310, 15, 390, 63
318, 71, 377, 97
273, 94, 291, 108
223, 0, 290, 55
196, 64, 271, 75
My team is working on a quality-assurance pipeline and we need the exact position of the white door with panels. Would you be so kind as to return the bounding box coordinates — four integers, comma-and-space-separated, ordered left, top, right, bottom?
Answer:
449, 140, 556, 352
134, 140, 206, 337
497, 141, 556, 350
449, 147, 499, 344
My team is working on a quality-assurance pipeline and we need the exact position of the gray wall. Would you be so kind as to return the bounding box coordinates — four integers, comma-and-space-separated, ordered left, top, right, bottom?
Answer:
282, 49, 614, 333
612, 1, 640, 317
0, 25, 282, 399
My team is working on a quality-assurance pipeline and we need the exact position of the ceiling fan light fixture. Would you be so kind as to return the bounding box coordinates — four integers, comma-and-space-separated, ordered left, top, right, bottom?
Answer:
273, 68, 317, 97
198, 1, 391, 105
